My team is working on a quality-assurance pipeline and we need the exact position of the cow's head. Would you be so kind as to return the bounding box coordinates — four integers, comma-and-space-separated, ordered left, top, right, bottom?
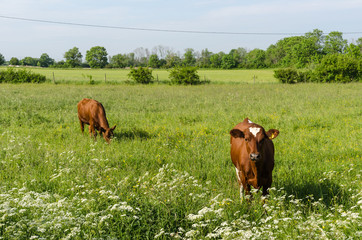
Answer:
230, 121, 279, 162
103, 125, 116, 143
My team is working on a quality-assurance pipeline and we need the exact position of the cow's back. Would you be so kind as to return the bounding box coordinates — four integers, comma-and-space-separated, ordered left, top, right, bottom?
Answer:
77, 98, 106, 125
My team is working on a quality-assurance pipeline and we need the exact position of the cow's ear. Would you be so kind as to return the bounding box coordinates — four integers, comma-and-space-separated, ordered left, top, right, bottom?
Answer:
266, 129, 279, 140
111, 125, 116, 131
230, 129, 245, 138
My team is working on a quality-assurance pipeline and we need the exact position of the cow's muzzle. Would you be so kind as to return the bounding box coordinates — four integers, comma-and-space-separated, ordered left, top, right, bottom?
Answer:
250, 153, 261, 161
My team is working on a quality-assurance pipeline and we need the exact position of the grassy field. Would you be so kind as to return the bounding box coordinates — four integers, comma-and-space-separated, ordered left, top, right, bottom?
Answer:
0, 80, 361, 239
0, 67, 277, 84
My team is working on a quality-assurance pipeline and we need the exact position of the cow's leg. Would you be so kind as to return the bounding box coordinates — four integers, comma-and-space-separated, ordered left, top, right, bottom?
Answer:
89, 122, 97, 140
240, 174, 251, 202
235, 168, 245, 200
262, 176, 272, 196
79, 120, 85, 134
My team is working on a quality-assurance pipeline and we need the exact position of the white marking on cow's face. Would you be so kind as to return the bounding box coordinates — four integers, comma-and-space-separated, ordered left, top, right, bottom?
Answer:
249, 127, 261, 137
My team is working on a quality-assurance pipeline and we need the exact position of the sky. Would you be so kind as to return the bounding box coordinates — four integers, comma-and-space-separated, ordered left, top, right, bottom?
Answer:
1, 0, 362, 61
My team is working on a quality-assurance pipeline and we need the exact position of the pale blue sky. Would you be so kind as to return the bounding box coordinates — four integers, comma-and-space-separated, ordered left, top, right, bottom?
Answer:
1, 0, 361, 61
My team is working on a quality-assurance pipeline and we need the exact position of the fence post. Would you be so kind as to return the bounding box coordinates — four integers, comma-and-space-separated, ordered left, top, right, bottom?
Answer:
53, 72, 55, 84
105, 73, 107, 83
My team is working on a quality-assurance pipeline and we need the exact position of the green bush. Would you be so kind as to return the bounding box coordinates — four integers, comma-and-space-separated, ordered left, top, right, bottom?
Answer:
314, 54, 361, 83
274, 68, 300, 84
0, 68, 46, 83
169, 66, 203, 85
127, 67, 154, 84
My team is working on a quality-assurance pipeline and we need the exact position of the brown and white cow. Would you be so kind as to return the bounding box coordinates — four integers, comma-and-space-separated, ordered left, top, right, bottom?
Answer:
77, 98, 116, 143
230, 118, 279, 200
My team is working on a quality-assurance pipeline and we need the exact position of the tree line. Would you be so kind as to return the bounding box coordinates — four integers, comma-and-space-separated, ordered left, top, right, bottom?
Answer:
0, 29, 361, 69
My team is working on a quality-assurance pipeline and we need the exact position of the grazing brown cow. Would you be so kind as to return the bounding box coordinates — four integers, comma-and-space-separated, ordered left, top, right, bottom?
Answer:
230, 118, 279, 200
77, 98, 116, 143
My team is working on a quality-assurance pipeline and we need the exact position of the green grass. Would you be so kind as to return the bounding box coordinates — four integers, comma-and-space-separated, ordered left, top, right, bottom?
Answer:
0, 82, 361, 239
0, 67, 277, 84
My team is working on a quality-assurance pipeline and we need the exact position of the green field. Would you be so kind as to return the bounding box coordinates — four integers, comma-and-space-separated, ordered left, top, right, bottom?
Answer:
0, 78, 361, 238
1, 67, 277, 84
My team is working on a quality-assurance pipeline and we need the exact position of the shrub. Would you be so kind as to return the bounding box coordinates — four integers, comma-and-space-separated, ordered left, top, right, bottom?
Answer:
314, 54, 361, 83
0, 68, 46, 83
169, 66, 203, 85
127, 67, 154, 84
274, 68, 300, 84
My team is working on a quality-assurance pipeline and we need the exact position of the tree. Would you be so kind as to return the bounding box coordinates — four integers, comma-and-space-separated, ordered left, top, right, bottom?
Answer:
183, 48, 196, 66
152, 45, 170, 59
324, 31, 347, 54
197, 48, 212, 68
148, 54, 160, 68
221, 54, 237, 69
133, 47, 150, 66
21, 57, 38, 66
0, 54, 5, 65
110, 53, 135, 68
209, 52, 223, 68
246, 49, 266, 68
64, 47, 83, 67
345, 43, 361, 58
9, 57, 20, 65
229, 48, 247, 68
305, 29, 325, 53
85, 46, 108, 68
38, 53, 54, 67
165, 52, 181, 68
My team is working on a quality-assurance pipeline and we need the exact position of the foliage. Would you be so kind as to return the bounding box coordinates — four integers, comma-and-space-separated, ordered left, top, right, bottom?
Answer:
127, 67, 154, 84
9, 57, 20, 65
221, 54, 237, 69
38, 53, 55, 67
274, 68, 300, 84
324, 31, 348, 54
148, 54, 161, 68
183, 48, 197, 66
274, 68, 313, 84
246, 49, 266, 69
0, 68, 46, 83
314, 54, 361, 83
21, 57, 38, 66
64, 47, 83, 68
85, 46, 108, 68
110, 53, 135, 68
165, 53, 182, 68
0, 53, 5, 65
82, 74, 95, 85
168, 66, 203, 85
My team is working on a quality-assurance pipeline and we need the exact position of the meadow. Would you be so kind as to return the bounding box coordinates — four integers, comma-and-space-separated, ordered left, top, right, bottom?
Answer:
0, 67, 277, 84
0, 73, 361, 239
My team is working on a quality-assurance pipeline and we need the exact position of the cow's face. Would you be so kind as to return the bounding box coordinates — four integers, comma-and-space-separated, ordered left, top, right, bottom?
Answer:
230, 126, 279, 162
103, 125, 116, 143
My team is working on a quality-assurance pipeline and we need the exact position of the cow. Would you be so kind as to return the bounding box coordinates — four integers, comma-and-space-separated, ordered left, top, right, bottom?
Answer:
230, 118, 279, 201
77, 98, 116, 144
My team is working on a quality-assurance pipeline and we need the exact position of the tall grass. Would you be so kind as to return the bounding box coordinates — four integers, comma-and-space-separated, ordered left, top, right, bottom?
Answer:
0, 83, 361, 239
